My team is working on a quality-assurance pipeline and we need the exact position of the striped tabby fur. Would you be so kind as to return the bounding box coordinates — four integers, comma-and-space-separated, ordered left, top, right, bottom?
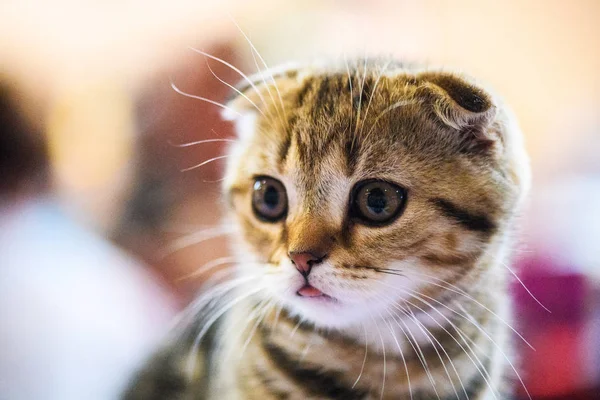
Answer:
124, 58, 530, 400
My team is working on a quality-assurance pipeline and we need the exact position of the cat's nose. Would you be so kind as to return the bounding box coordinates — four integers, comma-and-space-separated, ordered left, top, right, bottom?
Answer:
289, 251, 326, 277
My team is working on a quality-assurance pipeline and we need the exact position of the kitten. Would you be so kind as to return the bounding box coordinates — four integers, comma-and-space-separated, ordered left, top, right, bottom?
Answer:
124, 58, 531, 400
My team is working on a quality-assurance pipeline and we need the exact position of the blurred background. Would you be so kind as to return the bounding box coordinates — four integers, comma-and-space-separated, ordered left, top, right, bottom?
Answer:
0, 0, 598, 399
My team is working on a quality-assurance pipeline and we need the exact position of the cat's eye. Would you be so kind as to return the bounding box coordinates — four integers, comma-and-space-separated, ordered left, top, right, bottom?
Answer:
252, 176, 288, 222
350, 180, 406, 225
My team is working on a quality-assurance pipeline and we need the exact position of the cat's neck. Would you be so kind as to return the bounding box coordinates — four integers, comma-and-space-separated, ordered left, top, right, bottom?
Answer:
222, 292, 503, 399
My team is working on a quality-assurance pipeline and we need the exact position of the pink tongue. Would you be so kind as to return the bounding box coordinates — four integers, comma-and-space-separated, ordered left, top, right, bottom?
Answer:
298, 285, 323, 297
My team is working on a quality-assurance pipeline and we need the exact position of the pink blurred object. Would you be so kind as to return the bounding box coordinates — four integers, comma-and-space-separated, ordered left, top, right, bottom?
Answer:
513, 256, 594, 398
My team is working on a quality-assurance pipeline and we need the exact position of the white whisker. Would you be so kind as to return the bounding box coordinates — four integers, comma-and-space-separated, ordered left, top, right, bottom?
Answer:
407, 270, 535, 351
379, 297, 439, 399
376, 280, 498, 399
248, 43, 284, 127
239, 298, 275, 358
289, 319, 303, 339
165, 225, 233, 256
382, 295, 468, 399
227, 15, 285, 128
369, 311, 387, 400
189, 275, 260, 316
402, 305, 465, 400
343, 54, 354, 131
228, 14, 287, 121
170, 81, 241, 116
377, 309, 413, 400
299, 331, 316, 362
456, 302, 532, 400
352, 58, 369, 140
352, 322, 369, 389
204, 58, 267, 118
501, 261, 551, 313
186, 284, 264, 374
400, 288, 499, 400
180, 154, 230, 173
188, 47, 268, 107
176, 256, 238, 282
171, 274, 261, 341
367, 289, 432, 400
168, 138, 237, 148
360, 60, 392, 141
271, 302, 284, 333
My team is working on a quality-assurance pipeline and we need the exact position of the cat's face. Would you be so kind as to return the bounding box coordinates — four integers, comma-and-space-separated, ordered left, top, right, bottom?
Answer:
223, 61, 529, 329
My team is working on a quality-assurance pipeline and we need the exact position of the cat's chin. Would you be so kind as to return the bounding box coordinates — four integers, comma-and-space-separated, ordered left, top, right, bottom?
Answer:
282, 289, 376, 330
285, 300, 357, 329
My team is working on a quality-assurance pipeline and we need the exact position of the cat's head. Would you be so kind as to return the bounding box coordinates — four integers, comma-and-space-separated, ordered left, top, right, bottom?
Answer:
221, 59, 530, 329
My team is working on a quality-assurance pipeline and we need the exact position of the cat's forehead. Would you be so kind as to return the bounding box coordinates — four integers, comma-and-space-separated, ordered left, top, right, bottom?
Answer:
225, 60, 526, 221
251, 69, 452, 185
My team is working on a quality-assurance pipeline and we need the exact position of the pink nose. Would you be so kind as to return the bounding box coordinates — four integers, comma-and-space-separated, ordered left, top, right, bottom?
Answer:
289, 251, 325, 277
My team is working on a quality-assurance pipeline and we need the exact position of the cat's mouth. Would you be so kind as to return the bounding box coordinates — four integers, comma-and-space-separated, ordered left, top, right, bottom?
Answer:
296, 284, 335, 301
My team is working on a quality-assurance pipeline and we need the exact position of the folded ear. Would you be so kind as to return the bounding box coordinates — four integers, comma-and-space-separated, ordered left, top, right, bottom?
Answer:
413, 71, 500, 154
415, 71, 496, 130
222, 63, 301, 121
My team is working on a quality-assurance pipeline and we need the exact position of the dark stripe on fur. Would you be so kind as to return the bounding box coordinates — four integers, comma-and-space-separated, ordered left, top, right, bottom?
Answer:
352, 77, 370, 112
421, 251, 476, 267
431, 198, 496, 234
278, 133, 292, 165
254, 367, 291, 400
262, 339, 366, 400
295, 78, 314, 109
344, 134, 360, 176
313, 76, 331, 116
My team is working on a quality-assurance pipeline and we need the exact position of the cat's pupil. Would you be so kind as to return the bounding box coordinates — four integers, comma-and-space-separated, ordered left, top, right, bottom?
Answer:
367, 189, 387, 214
264, 186, 279, 209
